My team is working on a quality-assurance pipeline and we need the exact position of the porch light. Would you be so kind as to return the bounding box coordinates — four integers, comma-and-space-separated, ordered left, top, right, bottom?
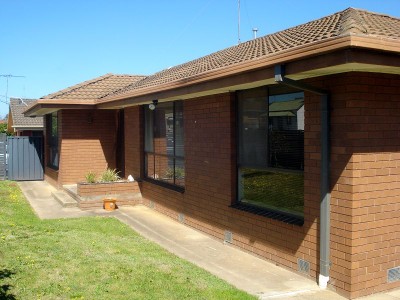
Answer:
149, 100, 158, 110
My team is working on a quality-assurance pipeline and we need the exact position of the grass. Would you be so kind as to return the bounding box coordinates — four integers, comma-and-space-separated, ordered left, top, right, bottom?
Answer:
0, 181, 255, 300
242, 168, 304, 216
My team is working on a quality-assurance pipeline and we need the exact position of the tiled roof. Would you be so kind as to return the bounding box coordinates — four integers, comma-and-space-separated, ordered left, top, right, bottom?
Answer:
42, 73, 146, 100
104, 7, 400, 99
10, 98, 44, 127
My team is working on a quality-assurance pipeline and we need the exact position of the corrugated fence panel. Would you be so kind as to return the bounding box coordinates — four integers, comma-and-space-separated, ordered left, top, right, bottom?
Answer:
0, 134, 6, 180
7, 136, 43, 181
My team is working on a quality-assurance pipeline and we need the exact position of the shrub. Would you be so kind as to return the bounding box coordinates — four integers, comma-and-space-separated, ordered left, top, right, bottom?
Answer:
100, 168, 120, 182
85, 171, 96, 183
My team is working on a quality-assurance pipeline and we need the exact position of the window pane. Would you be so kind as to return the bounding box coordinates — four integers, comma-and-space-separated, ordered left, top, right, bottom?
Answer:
48, 112, 59, 169
154, 103, 173, 156
144, 107, 154, 152
175, 158, 185, 187
238, 88, 268, 168
144, 101, 185, 189
51, 112, 58, 138
268, 92, 304, 171
175, 101, 184, 157
238, 89, 304, 218
145, 153, 155, 179
239, 168, 304, 217
155, 155, 174, 185
50, 147, 59, 168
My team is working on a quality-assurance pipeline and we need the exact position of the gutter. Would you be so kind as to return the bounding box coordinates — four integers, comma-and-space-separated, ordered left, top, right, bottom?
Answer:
274, 65, 331, 289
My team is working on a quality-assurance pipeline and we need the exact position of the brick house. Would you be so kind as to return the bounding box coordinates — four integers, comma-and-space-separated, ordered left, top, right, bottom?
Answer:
26, 8, 400, 299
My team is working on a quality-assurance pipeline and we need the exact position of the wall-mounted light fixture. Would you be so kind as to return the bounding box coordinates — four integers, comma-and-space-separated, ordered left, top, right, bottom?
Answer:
149, 99, 158, 111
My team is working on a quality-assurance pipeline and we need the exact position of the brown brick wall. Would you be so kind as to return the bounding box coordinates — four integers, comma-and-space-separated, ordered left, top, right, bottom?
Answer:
306, 72, 400, 298
77, 181, 140, 196
44, 167, 58, 188
58, 109, 118, 185
124, 106, 142, 179
126, 92, 320, 281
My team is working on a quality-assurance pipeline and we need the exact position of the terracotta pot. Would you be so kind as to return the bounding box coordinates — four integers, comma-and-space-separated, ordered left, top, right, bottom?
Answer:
103, 199, 117, 211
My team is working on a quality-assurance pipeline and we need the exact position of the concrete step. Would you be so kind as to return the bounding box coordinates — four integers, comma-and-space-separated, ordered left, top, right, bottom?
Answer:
63, 184, 80, 202
52, 190, 78, 208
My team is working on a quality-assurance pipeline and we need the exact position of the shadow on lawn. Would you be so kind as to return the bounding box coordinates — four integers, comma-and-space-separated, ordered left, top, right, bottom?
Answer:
0, 269, 16, 300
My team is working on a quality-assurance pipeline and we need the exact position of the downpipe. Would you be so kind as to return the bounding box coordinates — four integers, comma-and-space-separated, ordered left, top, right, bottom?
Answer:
274, 65, 331, 288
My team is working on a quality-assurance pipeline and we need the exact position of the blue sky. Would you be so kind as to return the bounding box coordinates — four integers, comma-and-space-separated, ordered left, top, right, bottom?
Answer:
1, 0, 399, 117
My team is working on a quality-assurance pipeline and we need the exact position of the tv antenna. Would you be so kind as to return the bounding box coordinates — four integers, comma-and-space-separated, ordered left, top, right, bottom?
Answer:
238, 0, 241, 44
0, 74, 26, 104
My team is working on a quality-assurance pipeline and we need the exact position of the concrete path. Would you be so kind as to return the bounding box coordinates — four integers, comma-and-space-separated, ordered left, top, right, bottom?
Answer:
18, 181, 400, 299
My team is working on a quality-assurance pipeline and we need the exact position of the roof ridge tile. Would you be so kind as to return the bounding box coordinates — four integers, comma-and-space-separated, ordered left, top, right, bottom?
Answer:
340, 7, 368, 35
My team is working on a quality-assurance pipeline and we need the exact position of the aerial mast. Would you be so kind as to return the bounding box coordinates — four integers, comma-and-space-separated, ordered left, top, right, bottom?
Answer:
238, 0, 241, 44
0, 74, 25, 104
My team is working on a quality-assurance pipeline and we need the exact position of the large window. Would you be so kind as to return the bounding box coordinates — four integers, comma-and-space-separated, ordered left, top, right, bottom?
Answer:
237, 87, 304, 220
47, 112, 59, 169
144, 101, 185, 188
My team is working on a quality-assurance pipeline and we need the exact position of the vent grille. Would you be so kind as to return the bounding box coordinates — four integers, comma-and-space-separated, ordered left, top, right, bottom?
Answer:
388, 266, 400, 283
297, 258, 310, 274
224, 231, 233, 244
178, 213, 185, 223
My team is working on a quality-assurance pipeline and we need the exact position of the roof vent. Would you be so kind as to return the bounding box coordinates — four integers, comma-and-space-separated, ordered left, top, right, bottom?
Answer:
252, 28, 258, 39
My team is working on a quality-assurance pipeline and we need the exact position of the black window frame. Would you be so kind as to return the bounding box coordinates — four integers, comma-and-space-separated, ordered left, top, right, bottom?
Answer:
47, 111, 59, 170
143, 101, 185, 192
234, 86, 305, 226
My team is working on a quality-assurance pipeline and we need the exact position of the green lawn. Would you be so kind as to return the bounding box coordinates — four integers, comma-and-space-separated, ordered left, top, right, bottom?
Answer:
0, 181, 255, 300
241, 168, 304, 216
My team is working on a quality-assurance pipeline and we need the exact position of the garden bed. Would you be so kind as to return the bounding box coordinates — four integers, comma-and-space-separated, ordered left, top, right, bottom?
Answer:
73, 181, 142, 210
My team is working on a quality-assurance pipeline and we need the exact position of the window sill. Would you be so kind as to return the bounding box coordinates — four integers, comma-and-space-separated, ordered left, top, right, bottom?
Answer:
143, 177, 185, 193
46, 165, 59, 171
230, 202, 304, 226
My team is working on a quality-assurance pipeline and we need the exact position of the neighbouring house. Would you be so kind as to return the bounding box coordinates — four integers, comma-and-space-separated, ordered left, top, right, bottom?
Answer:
25, 8, 400, 299
7, 98, 44, 136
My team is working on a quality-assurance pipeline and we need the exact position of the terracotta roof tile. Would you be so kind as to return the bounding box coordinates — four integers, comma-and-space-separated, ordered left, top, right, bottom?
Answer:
42, 73, 146, 100
104, 8, 400, 99
9, 98, 44, 127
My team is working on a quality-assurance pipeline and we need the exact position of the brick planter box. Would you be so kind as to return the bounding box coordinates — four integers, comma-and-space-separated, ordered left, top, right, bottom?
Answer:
76, 181, 141, 210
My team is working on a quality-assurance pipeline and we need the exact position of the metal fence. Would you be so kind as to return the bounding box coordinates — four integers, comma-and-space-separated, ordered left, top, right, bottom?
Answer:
0, 134, 7, 180
7, 136, 44, 181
